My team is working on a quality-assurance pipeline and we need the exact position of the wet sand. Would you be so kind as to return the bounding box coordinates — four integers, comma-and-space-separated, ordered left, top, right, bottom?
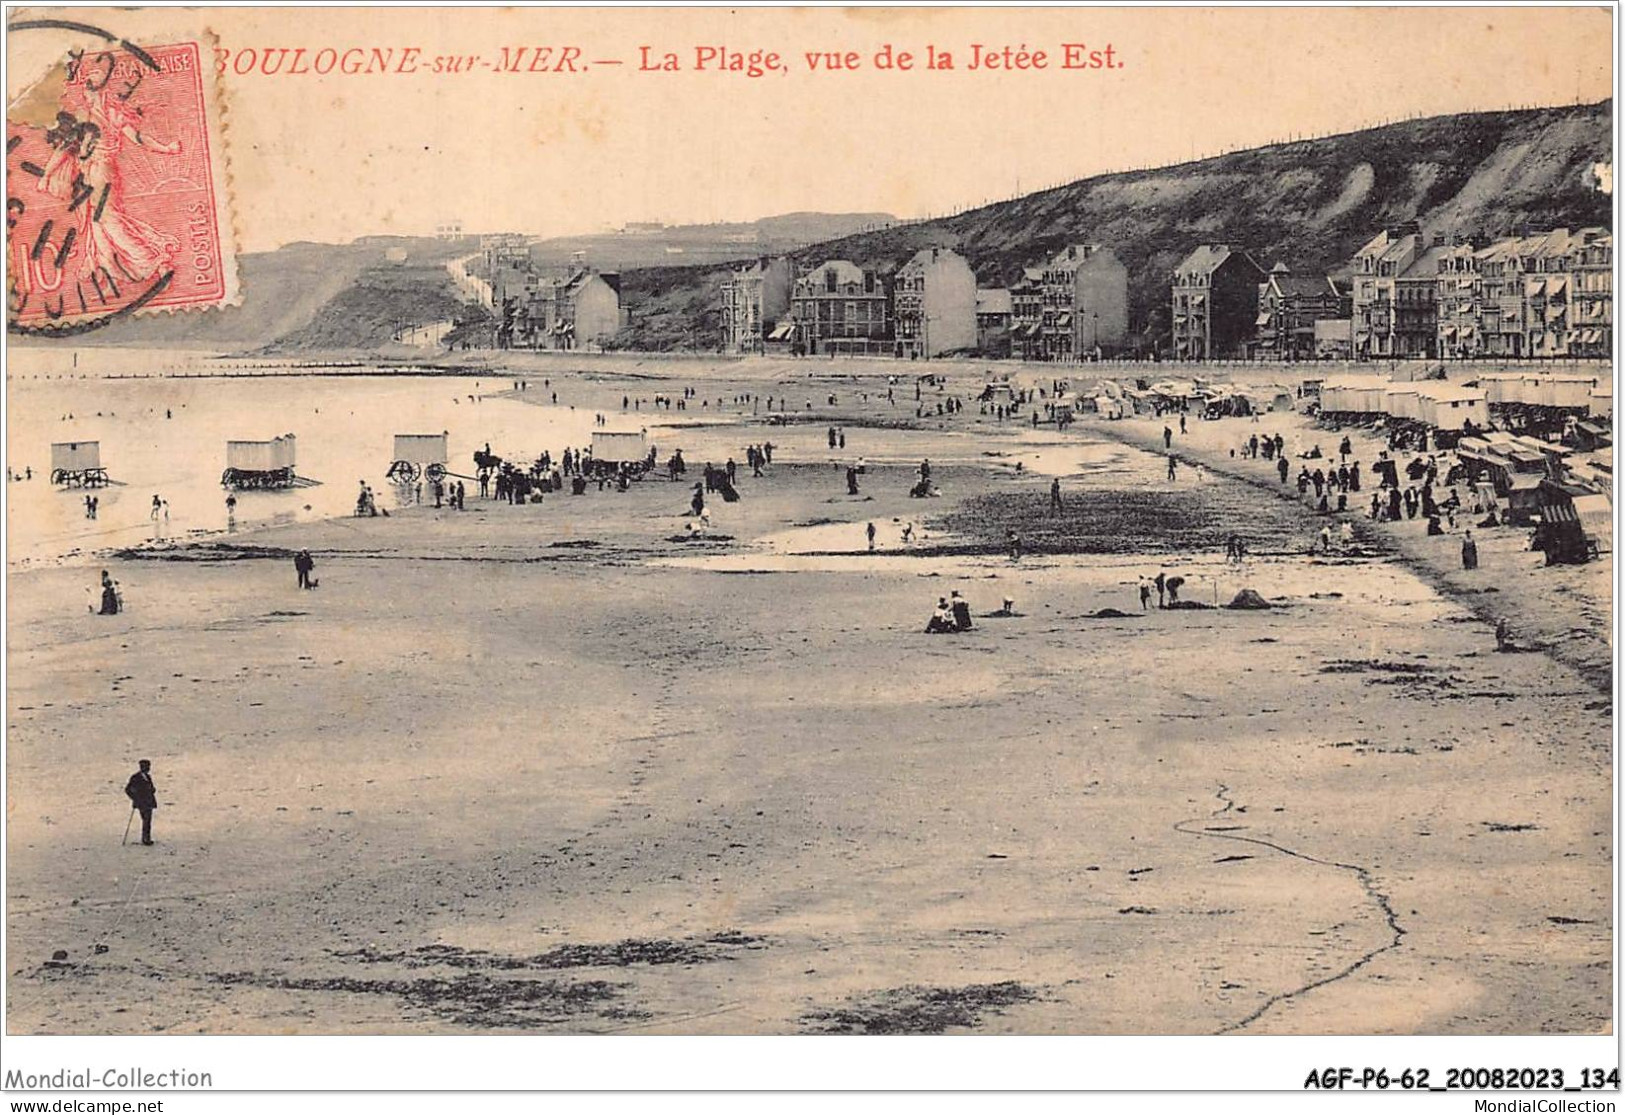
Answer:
5, 362, 1611, 1035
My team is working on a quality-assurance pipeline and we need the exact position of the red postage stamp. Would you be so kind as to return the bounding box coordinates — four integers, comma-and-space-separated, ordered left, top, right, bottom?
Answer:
7, 36, 237, 334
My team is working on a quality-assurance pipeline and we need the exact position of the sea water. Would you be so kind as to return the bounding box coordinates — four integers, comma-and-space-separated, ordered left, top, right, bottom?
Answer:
5, 357, 634, 565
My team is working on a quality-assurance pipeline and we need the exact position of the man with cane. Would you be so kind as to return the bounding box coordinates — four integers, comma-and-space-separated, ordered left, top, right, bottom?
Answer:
124, 760, 158, 846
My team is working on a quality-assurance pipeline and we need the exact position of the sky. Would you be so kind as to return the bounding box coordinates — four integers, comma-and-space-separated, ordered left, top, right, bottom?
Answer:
7, 5, 1616, 252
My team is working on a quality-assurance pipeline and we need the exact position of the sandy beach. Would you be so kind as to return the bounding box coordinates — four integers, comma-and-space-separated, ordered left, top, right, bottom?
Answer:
5, 358, 1611, 1035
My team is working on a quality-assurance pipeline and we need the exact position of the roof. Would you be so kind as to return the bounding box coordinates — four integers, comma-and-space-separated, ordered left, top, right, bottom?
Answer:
1177, 243, 1247, 276
1043, 244, 1115, 271
1355, 229, 1395, 260
1509, 434, 1567, 456
1474, 228, 1581, 266
1322, 375, 1386, 390
976, 288, 1013, 314
1269, 271, 1337, 299
799, 260, 867, 287
901, 246, 968, 272
1417, 382, 1486, 403
1398, 243, 1452, 281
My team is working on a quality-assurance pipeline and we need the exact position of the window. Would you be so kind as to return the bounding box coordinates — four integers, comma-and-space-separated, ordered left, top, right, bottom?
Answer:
825, 270, 838, 294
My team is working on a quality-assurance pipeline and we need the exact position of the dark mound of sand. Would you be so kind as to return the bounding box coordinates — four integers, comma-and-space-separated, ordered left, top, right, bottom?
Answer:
1226, 589, 1272, 610
1086, 607, 1138, 619
1165, 600, 1213, 610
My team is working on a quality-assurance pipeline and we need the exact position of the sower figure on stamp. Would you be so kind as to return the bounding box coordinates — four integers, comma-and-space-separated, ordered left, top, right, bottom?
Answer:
125, 759, 158, 846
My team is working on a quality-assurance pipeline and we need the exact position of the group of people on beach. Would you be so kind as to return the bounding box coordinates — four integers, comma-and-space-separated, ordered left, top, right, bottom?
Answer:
1137, 571, 1187, 609
148, 494, 170, 538
355, 482, 382, 517
925, 590, 976, 633
1219, 415, 1489, 571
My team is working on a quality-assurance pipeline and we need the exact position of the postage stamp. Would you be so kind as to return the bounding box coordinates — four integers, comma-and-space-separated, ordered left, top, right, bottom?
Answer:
6, 26, 238, 335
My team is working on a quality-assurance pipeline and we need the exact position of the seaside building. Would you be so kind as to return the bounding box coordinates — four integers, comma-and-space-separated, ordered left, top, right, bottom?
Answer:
1348, 223, 1448, 359
1254, 263, 1345, 360
787, 260, 892, 355
1054, 244, 1129, 359
1435, 228, 1612, 359
1007, 246, 1128, 361
1008, 267, 1045, 361
1254, 262, 1345, 361
1170, 243, 1267, 360
1570, 229, 1613, 358
1435, 241, 1481, 359
507, 268, 623, 350
893, 247, 977, 359
720, 256, 794, 355
975, 288, 1014, 357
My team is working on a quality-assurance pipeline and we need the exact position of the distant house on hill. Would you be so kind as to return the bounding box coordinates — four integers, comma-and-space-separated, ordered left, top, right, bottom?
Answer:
1171, 244, 1266, 360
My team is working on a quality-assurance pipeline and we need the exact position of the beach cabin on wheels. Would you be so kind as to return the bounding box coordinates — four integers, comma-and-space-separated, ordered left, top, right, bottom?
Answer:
387, 433, 450, 484
587, 430, 656, 479
223, 434, 299, 490
50, 441, 108, 487
1455, 433, 1562, 525
1534, 479, 1612, 564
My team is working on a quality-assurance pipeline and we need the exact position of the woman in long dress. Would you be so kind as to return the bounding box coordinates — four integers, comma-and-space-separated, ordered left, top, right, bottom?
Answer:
40, 85, 183, 288
98, 570, 120, 615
